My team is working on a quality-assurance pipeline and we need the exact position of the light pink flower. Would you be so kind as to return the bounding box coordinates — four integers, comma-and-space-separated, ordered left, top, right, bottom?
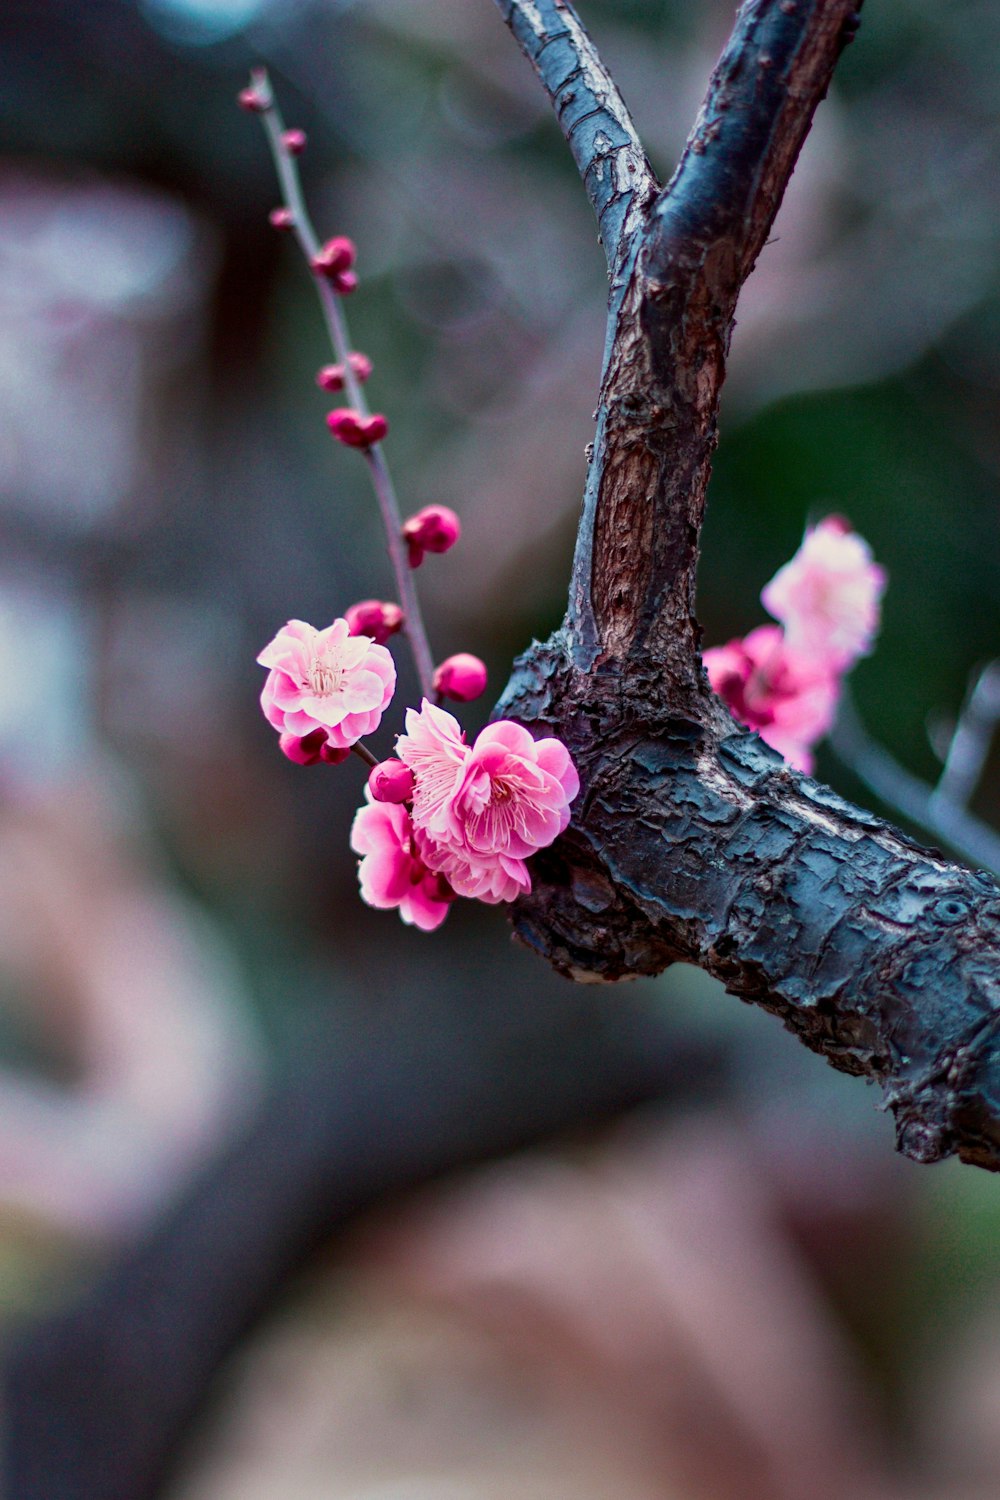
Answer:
704, 624, 840, 774
350, 795, 452, 931
396, 702, 580, 902
395, 699, 470, 839
418, 833, 532, 905
761, 516, 886, 669
258, 617, 395, 751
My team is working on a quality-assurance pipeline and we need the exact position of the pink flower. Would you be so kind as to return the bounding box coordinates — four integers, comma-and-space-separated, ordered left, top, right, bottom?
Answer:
395, 700, 469, 838
350, 796, 453, 931
258, 617, 395, 752
368, 759, 415, 804
704, 624, 840, 774
327, 408, 387, 448
433, 652, 488, 703
310, 236, 355, 278
402, 505, 461, 568
417, 834, 532, 906
344, 598, 403, 644
396, 701, 580, 902
761, 516, 886, 670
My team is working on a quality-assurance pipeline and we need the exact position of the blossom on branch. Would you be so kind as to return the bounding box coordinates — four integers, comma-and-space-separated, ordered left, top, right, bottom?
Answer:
394, 702, 579, 905
704, 624, 839, 774
761, 515, 886, 670
350, 795, 453, 931
327, 408, 387, 448
258, 617, 395, 753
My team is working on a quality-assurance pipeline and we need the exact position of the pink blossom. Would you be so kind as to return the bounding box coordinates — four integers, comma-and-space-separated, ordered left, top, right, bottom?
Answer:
310, 236, 355, 278
433, 653, 487, 703
369, 759, 415, 804
327, 408, 387, 448
402, 505, 461, 568
396, 702, 580, 902
704, 624, 840, 774
761, 516, 886, 670
344, 598, 403, 644
417, 834, 532, 906
350, 796, 453, 931
316, 353, 373, 393
281, 128, 307, 155
268, 207, 294, 231
395, 700, 469, 839
279, 730, 350, 767
258, 617, 395, 752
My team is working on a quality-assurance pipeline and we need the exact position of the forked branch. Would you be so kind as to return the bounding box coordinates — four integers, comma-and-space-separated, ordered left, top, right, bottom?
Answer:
496, 0, 1000, 1171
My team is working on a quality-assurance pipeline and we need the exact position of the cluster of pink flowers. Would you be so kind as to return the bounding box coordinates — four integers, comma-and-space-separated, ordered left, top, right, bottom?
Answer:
247, 79, 579, 929
704, 516, 886, 773
350, 703, 579, 930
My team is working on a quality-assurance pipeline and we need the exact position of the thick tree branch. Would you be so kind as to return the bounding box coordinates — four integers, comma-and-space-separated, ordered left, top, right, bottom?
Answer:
497, 0, 1000, 1171
493, 0, 659, 270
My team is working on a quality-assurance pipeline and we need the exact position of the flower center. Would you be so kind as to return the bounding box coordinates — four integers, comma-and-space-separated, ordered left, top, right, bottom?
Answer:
491, 780, 512, 804
309, 658, 343, 697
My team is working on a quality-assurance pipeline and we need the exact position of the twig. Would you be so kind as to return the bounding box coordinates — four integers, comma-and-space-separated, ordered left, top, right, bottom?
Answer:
931, 659, 1000, 815
493, 0, 659, 271
254, 73, 436, 699
830, 689, 1000, 877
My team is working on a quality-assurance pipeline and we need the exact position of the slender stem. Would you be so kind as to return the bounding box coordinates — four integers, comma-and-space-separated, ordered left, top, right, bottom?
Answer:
830, 691, 1000, 876
254, 76, 436, 701
351, 741, 378, 769
931, 659, 1000, 815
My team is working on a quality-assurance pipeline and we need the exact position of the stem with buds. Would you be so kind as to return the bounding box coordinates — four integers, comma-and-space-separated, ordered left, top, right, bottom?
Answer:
250, 70, 436, 700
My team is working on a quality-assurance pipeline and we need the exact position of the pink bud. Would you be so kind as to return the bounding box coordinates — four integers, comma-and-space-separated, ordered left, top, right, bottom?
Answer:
402, 505, 461, 568
269, 207, 295, 231
433, 652, 488, 703
344, 599, 404, 643
279, 730, 351, 766
237, 87, 268, 113
331, 269, 358, 295
315, 352, 373, 394
327, 408, 388, 448
369, 759, 416, 804
282, 128, 307, 155
310, 236, 356, 278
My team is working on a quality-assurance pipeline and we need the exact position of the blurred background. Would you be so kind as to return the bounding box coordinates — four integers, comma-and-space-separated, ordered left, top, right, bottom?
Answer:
1, 1, 999, 1496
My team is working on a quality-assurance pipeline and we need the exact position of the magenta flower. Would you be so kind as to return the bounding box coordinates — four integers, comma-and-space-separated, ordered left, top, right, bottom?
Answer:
704, 624, 840, 774
350, 796, 453, 931
761, 516, 886, 670
258, 617, 395, 752
395, 701, 580, 903
433, 652, 488, 703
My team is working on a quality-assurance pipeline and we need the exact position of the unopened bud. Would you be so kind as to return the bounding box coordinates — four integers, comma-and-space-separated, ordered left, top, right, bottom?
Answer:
310, 236, 356, 278
282, 128, 307, 155
344, 599, 403, 643
331, 269, 358, 295
279, 730, 350, 766
402, 504, 461, 568
433, 652, 487, 703
369, 759, 415, 804
316, 352, 373, 393
237, 87, 268, 113
269, 207, 295, 231
327, 408, 388, 448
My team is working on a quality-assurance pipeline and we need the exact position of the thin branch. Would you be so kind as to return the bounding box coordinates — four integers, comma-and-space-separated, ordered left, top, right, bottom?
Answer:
829, 690, 1000, 877
492, 0, 659, 270
932, 659, 1000, 814
255, 76, 436, 699
564, 0, 864, 670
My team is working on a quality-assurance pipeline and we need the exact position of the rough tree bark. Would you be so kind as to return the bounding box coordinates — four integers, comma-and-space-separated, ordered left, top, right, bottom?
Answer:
494, 0, 1000, 1172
